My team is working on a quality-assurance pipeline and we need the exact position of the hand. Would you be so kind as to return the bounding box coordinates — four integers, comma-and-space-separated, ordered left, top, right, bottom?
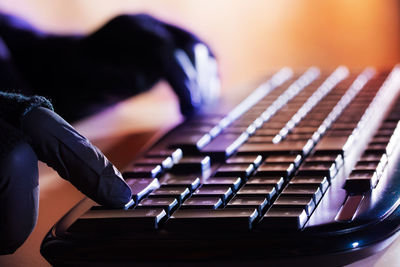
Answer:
0, 100, 132, 254
79, 14, 220, 116
0, 13, 220, 120
21, 107, 132, 208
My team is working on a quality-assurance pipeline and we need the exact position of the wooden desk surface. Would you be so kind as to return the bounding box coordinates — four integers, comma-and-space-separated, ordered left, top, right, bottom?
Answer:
0, 1, 400, 266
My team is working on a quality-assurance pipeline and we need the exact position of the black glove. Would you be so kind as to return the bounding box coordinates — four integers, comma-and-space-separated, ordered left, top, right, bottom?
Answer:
78, 14, 220, 117
21, 107, 132, 208
0, 13, 220, 120
0, 105, 132, 254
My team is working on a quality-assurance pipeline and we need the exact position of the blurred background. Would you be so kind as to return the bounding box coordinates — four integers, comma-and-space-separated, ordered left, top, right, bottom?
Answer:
1, 0, 400, 89
1, 0, 400, 266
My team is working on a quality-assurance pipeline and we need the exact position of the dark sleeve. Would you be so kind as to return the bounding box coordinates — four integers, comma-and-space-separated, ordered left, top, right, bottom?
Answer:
0, 13, 104, 121
0, 118, 25, 158
0, 13, 80, 94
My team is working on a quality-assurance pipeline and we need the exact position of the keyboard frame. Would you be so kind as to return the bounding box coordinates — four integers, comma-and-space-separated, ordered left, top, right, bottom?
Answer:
40, 67, 400, 266
40, 156, 400, 266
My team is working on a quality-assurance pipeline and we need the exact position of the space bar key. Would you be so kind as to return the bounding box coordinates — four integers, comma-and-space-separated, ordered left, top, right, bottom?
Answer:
166, 209, 258, 232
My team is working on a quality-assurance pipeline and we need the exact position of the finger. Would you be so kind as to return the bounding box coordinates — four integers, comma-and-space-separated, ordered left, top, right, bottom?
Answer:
174, 48, 201, 107
165, 49, 200, 116
21, 107, 132, 208
193, 43, 221, 103
175, 44, 220, 105
207, 56, 221, 101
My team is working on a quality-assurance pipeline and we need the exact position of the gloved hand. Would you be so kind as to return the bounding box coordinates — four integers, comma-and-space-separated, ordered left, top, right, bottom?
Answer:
21, 106, 133, 208
0, 13, 220, 120
0, 37, 132, 209
0, 93, 132, 254
78, 14, 220, 116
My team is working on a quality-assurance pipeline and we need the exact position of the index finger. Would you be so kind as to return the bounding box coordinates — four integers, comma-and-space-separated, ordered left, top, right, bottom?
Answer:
21, 107, 133, 208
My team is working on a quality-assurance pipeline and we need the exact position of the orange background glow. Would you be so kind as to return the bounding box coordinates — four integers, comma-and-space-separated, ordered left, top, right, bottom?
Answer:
0, 0, 399, 89
0, 1, 400, 266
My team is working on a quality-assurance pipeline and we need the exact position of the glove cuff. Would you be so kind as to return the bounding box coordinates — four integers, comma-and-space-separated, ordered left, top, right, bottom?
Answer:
0, 92, 53, 129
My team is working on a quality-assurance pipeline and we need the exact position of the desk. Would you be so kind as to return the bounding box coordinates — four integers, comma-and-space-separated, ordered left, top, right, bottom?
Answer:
0, 1, 400, 266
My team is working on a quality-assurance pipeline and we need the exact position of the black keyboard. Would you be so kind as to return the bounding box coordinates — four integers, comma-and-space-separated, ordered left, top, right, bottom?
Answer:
41, 66, 400, 266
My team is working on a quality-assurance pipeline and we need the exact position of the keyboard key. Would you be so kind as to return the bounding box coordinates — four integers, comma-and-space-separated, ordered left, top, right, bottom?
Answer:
135, 157, 174, 170
291, 126, 318, 134
238, 140, 309, 155
314, 136, 351, 156
252, 117, 265, 129
123, 165, 162, 178
166, 209, 259, 231
91, 199, 135, 211
227, 196, 269, 213
370, 136, 391, 144
126, 178, 160, 202
223, 126, 249, 134
353, 161, 380, 172
247, 136, 275, 143
171, 156, 211, 173
286, 133, 315, 141
375, 129, 395, 137
344, 171, 378, 193
181, 196, 223, 209
281, 184, 323, 204
254, 129, 280, 136
68, 209, 167, 232
226, 155, 263, 166
247, 176, 284, 190
306, 154, 343, 168
169, 133, 211, 151
256, 162, 295, 178
215, 163, 255, 178
290, 176, 330, 193
147, 148, 183, 163
246, 124, 257, 135
297, 162, 337, 180
274, 195, 316, 216
134, 158, 164, 165
264, 154, 302, 167
193, 185, 233, 203
364, 147, 387, 155
201, 133, 249, 159
150, 186, 190, 204
261, 122, 287, 129
259, 206, 308, 229
162, 175, 200, 192
204, 177, 242, 191
236, 185, 276, 200
138, 197, 178, 215
170, 148, 184, 163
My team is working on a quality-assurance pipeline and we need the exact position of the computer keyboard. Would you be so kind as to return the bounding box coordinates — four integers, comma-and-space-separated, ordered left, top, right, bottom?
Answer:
41, 66, 400, 266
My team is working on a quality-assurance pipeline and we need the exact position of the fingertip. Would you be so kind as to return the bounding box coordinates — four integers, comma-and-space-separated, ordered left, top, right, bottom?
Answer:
97, 164, 133, 208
